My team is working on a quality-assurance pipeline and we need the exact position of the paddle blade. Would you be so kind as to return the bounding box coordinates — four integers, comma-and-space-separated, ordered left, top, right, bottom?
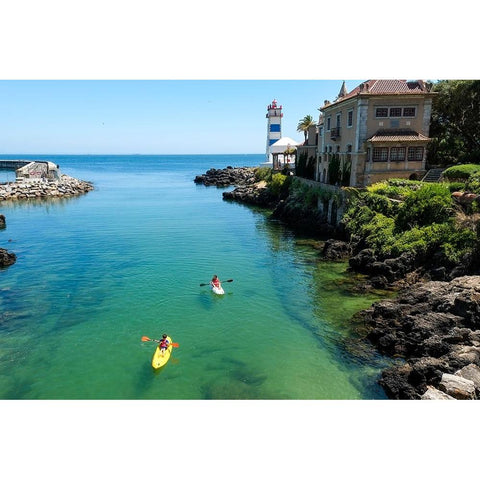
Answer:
141, 336, 152, 342
200, 283, 209, 286
225, 279, 234, 282
171, 343, 179, 348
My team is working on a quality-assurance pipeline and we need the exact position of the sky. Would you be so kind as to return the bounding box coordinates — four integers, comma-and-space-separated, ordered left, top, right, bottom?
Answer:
0, 79, 364, 154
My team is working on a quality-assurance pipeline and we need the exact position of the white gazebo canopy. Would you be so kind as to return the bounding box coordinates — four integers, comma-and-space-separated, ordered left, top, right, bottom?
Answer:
270, 137, 301, 153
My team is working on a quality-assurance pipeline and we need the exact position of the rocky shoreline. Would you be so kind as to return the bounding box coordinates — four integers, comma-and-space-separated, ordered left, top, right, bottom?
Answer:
195, 166, 480, 399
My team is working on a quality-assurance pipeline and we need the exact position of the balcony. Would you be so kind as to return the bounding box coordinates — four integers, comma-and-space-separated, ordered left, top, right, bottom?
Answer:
330, 127, 341, 140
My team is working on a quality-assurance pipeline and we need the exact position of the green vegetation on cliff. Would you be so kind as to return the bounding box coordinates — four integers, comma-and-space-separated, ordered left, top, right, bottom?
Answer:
343, 179, 480, 266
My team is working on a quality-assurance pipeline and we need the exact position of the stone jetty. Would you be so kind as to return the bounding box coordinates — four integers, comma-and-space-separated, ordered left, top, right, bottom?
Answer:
0, 174, 93, 201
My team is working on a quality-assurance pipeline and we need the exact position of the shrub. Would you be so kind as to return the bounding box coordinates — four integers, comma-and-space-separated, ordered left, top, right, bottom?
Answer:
367, 179, 421, 200
344, 205, 373, 233
359, 213, 395, 254
465, 172, 480, 194
447, 182, 466, 192
268, 173, 291, 197
395, 183, 453, 231
255, 167, 272, 182
443, 164, 480, 180
363, 192, 398, 217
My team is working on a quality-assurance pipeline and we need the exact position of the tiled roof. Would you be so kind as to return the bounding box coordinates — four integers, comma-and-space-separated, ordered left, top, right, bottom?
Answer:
322, 80, 432, 109
368, 129, 431, 142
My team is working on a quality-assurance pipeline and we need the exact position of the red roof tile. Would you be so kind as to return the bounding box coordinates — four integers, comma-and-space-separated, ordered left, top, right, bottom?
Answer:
322, 80, 431, 109
368, 129, 430, 142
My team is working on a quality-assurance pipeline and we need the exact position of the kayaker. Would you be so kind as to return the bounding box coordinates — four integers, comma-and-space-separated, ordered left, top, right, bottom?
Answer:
159, 334, 170, 356
210, 275, 221, 288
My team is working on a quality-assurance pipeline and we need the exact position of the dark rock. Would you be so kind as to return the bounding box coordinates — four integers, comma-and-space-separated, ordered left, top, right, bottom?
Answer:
0, 248, 16, 267
194, 167, 256, 187
0, 214, 5, 229
349, 249, 377, 272
379, 364, 420, 399
322, 239, 351, 260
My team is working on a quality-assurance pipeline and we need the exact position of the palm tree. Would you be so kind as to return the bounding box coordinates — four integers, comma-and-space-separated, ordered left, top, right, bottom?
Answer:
297, 115, 315, 142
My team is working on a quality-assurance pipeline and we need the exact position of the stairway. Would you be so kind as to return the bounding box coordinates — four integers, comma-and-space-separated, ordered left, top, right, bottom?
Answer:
421, 168, 444, 183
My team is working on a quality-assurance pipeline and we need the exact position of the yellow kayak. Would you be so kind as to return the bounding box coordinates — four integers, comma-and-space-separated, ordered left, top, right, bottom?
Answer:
151, 336, 173, 369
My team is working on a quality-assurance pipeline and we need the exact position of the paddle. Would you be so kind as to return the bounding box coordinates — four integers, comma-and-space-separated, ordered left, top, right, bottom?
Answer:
141, 336, 179, 347
200, 279, 234, 287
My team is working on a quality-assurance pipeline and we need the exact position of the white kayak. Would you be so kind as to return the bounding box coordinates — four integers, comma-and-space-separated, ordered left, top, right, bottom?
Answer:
211, 284, 225, 295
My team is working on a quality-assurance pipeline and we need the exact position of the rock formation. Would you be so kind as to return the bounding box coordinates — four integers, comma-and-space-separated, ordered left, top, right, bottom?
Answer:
194, 167, 256, 187
0, 175, 93, 201
360, 276, 480, 399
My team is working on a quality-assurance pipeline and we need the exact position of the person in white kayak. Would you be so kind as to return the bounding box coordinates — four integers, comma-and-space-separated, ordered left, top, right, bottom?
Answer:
210, 275, 222, 289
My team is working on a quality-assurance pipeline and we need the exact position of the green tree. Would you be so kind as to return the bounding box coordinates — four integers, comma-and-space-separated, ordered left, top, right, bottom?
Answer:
296, 115, 315, 142
428, 80, 480, 165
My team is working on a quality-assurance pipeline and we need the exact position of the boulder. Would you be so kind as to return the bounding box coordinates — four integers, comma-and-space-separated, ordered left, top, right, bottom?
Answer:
438, 373, 476, 400
0, 214, 5, 228
455, 364, 480, 395
421, 386, 456, 400
322, 239, 351, 260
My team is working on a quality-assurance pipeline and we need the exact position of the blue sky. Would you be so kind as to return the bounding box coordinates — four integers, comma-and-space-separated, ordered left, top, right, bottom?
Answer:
0, 80, 364, 154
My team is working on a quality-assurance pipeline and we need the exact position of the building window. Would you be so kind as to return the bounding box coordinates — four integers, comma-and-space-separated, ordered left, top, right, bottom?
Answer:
347, 109, 353, 127
408, 146, 424, 161
326, 117, 331, 131
373, 147, 388, 161
375, 107, 388, 118
403, 107, 416, 117
390, 147, 406, 161
336, 113, 341, 128
376, 106, 417, 118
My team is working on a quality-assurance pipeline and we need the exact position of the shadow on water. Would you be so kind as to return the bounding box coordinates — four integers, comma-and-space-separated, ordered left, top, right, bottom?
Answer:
132, 355, 182, 397
196, 290, 228, 310
200, 355, 268, 399
246, 208, 395, 399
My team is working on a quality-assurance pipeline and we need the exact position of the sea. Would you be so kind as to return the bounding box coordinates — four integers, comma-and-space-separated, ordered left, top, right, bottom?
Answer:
0, 154, 393, 399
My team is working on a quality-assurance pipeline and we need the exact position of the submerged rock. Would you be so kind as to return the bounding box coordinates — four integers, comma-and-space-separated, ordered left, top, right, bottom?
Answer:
0, 248, 16, 267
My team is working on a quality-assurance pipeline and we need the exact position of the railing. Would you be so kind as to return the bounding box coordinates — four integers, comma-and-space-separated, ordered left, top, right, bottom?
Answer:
330, 127, 341, 139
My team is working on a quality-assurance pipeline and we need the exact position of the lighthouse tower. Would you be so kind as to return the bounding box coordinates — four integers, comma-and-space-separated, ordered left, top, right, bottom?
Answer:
265, 99, 283, 161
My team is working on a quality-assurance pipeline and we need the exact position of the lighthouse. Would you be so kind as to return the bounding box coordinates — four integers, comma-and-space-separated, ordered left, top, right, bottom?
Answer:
265, 99, 283, 161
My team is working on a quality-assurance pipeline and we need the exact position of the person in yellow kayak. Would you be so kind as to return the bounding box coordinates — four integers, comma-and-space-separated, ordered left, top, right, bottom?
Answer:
159, 334, 170, 356
210, 275, 221, 289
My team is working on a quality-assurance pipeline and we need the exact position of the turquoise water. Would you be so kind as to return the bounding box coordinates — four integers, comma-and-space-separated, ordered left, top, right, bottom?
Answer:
0, 154, 392, 399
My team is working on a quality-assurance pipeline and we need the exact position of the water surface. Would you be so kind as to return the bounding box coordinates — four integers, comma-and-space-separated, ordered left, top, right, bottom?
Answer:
0, 154, 392, 399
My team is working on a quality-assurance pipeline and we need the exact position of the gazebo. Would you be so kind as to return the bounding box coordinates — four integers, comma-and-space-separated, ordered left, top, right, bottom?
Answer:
270, 137, 300, 170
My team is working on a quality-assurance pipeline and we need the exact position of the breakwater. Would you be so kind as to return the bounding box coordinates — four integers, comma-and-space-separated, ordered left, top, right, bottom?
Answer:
0, 175, 93, 201
0, 160, 30, 170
